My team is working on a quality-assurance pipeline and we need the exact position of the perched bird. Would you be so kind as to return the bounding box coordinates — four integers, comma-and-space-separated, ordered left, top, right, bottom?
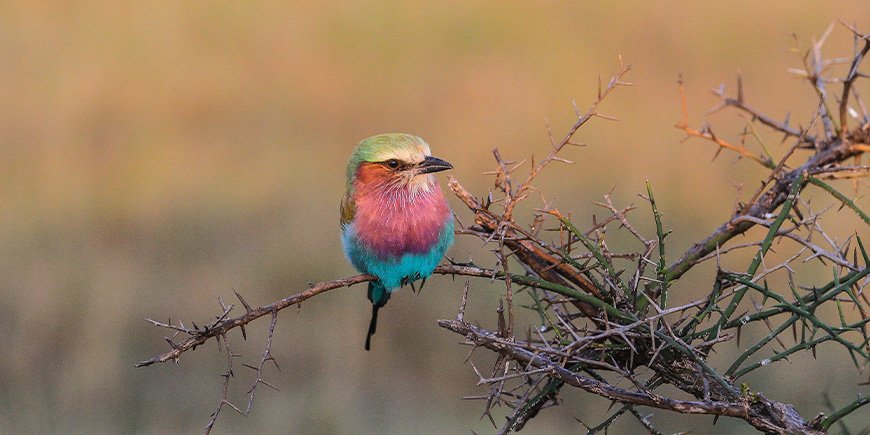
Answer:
341, 133, 454, 350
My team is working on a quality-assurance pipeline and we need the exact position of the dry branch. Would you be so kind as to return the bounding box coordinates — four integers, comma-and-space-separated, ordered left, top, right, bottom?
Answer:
439, 319, 824, 434
136, 264, 514, 368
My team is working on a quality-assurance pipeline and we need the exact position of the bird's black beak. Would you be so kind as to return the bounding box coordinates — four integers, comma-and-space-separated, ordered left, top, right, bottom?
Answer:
418, 155, 453, 174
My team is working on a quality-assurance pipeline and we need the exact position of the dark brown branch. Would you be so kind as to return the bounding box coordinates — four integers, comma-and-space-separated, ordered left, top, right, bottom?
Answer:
438, 319, 823, 434
711, 76, 817, 146
136, 264, 536, 368
136, 273, 373, 367
678, 77, 779, 167
447, 176, 603, 314
666, 118, 865, 282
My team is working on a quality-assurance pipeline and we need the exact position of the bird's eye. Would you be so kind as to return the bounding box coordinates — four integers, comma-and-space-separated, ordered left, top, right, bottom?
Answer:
385, 159, 400, 169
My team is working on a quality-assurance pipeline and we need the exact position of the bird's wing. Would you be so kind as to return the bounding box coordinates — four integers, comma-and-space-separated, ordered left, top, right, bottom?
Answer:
339, 193, 356, 229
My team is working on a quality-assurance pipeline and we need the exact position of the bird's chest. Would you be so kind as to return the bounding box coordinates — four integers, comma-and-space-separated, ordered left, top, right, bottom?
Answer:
351, 189, 450, 260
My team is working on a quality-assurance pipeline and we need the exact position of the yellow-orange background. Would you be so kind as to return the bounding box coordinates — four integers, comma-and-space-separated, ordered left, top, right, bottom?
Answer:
0, 2, 867, 433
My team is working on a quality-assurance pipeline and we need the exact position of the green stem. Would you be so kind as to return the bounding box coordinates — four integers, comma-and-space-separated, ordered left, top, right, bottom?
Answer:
820, 395, 870, 430
728, 275, 869, 359
646, 180, 669, 309
807, 176, 870, 225
725, 314, 797, 377
711, 267, 869, 332
733, 317, 870, 379
557, 215, 630, 299
678, 274, 725, 337
707, 172, 805, 341
503, 272, 631, 322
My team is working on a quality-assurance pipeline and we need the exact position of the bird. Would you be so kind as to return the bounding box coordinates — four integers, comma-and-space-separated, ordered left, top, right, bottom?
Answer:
340, 133, 454, 350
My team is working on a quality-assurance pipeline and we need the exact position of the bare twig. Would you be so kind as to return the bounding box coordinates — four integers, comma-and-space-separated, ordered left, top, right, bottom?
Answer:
503, 57, 632, 221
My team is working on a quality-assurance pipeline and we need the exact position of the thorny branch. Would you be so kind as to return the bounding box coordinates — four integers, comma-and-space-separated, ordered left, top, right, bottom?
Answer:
439, 26, 868, 434
135, 274, 375, 367
666, 28, 869, 283
439, 319, 824, 435
138, 26, 870, 434
502, 55, 634, 222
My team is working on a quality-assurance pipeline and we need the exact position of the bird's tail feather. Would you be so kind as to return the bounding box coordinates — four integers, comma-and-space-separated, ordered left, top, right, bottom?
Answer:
365, 281, 391, 351
365, 304, 379, 351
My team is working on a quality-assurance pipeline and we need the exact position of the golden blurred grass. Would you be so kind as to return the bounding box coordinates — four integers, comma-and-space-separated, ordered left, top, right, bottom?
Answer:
0, 1, 867, 433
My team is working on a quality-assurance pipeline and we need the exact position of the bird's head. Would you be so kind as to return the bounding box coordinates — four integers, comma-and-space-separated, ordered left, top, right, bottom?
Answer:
346, 133, 453, 195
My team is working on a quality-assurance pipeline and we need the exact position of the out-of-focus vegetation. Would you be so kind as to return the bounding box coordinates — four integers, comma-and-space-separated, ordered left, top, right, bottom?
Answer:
0, 2, 867, 433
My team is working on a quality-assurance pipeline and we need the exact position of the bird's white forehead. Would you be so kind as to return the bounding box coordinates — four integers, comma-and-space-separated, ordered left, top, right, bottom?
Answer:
371, 141, 431, 164
357, 133, 433, 165
386, 143, 430, 163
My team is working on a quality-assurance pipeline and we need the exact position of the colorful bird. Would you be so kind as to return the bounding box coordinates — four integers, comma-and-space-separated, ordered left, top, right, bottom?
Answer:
341, 133, 454, 350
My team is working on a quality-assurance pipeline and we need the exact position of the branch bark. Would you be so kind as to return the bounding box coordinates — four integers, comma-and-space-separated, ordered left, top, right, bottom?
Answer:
665, 135, 865, 282
135, 273, 373, 367
135, 264, 536, 367
438, 319, 824, 435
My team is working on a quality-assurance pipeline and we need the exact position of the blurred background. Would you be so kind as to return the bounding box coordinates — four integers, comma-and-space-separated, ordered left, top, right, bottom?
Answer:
0, 1, 867, 433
